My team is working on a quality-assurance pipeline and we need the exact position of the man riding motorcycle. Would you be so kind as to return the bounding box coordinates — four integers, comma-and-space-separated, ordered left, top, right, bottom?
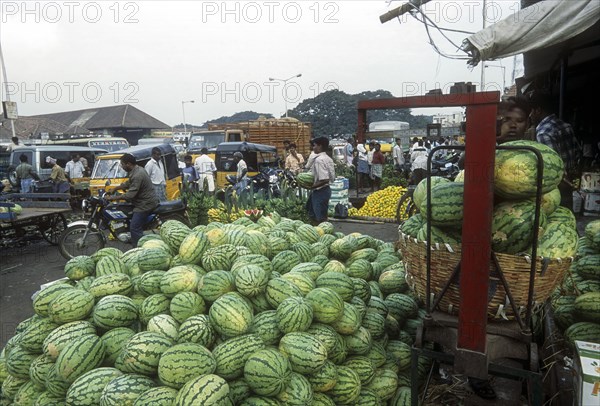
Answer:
106, 153, 158, 245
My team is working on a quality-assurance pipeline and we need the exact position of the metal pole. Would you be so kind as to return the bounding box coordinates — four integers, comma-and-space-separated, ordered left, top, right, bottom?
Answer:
480, 0, 487, 91
284, 81, 289, 118
0, 41, 17, 138
182, 102, 187, 134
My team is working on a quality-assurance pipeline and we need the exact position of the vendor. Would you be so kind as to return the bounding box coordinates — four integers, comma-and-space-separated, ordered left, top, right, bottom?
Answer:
47, 156, 70, 193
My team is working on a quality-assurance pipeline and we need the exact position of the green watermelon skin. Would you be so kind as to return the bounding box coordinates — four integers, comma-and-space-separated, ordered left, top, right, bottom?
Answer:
491, 201, 547, 254
55, 333, 105, 384
564, 322, 600, 345
276, 297, 314, 333
325, 365, 361, 404
574, 292, 600, 323
413, 177, 451, 213
243, 348, 292, 397
536, 221, 578, 258
93, 295, 138, 330
177, 314, 216, 348
65, 367, 123, 405
279, 332, 328, 374
212, 334, 266, 380
133, 386, 178, 406
400, 214, 425, 238
421, 182, 464, 228
158, 343, 217, 389
585, 220, 600, 250
100, 327, 136, 366
547, 206, 577, 229
495, 140, 565, 199
209, 293, 254, 338
48, 289, 95, 324
43, 320, 97, 360
576, 254, 600, 280
115, 331, 173, 376
33, 283, 75, 317
174, 374, 230, 406
99, 374, 156, 406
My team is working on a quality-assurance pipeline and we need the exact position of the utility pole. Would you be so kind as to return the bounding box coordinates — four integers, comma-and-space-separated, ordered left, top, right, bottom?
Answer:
0, 41, 17, 138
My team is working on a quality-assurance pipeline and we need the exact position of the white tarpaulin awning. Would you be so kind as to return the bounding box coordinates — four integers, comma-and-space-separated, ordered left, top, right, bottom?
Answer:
463, 0, 600, 66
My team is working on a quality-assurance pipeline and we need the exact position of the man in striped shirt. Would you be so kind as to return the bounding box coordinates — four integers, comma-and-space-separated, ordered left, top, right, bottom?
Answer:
529, 91, 582, 208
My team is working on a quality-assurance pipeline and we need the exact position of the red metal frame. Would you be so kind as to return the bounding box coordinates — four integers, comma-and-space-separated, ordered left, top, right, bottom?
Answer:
357, 92, 499, 356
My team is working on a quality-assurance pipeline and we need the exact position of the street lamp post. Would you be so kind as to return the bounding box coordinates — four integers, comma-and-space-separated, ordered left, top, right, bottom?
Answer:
484, 64, 506, 93
181, 100, 194, 134
268, 74, 302, 118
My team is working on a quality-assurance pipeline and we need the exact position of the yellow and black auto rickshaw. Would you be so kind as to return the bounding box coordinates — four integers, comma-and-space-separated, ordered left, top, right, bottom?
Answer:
215, 142, 279, 188
89, 144, 182, 200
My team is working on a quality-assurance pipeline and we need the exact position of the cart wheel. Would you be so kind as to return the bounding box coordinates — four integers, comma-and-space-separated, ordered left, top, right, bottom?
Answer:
396, 191, 418, 224
41, 213, 68, 245
59, 224, 106, 260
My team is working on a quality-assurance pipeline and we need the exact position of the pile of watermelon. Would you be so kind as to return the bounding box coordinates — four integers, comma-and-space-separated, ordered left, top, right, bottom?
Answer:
401, 140, 578, 259
0, 215, 430, 405
551, 220, 600, 344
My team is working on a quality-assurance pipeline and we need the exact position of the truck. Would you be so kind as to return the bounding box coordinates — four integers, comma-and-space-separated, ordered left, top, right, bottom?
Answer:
207, 118, 313, 158
366, 121, 410, 153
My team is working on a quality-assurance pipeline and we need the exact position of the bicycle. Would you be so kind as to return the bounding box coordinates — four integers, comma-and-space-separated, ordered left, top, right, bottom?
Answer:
396, 184, 418, 223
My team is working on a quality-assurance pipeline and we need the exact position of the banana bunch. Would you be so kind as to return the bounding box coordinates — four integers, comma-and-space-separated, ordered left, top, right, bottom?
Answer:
349, 186, 406, 219
207, 207, 246, 223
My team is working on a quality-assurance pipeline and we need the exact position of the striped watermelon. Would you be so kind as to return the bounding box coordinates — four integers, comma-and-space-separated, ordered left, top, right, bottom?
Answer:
330, 302, 362, 335
28, 354, 54, 388
343, 355, 375, 384
88, 273, 133, 298
43, 320, 97, 360
385, 293, 418, 323
92, 295, 138, 330
55, 334, 105, 383
400, 214, 425, 238
354, 388, 382, 406
174, 374, 230, 406
64, 256, 95, 281
33, 283, 75, 317
209, 292, 254, 338
325, 365, 361, 404
137, 247, 172, 272
323, 260, 346, 274
100, 327, 135, 366
329, 237, 357, 261
18, 317, 60, 353
99, 373, 156, 406
243, 348, 292, 396
281, 272, 316, 296
389, 386, 411, 406
536, 221, 578, 258
564, 322, 600, 344
492, 201, 546, 254
5, 345, 38, 379
265, 278, 303, 308
289, 262, 323, 281
346, 259, 373, 280
378, 269, 408, 294
245, 230, 272, 257
312, 393, 336, 405
95, 255, 127, 276
48, 288, 95, 324
308, 359, 338, 392
158, 343, 217, 388
495, 140, 564, 199
267, 236, 290, 256
585, 220, 600, 250
12, 381, 43, 405
344, 326, 372, 355
91, 247, 123, 263
421, 182, 464, 227
115, 331, 173, 375
576, 255, 600, 280
413, 176, 451, 213
206, 228, 228, 247
32, 391, 65, 405
574, 292, 600, 323
138, 294, 170, 325
213, 334, 266, 380
45, 364, 71, 397
1, 374, 28, 401
316, 272, 354, 302
366, 341, 387, 368
297, 224, 320, 244
320, 233, 337, 246
305, 287, 344, 323
198, 270, 236, 302
235, 264, 270, 297
160, 265, 201, 297
137, 270, 166, 296
271, 250, 300, 275
202, 245, 237, 272
306, 323, 340, 355
386, 340, 412, 371
276, 372, 314, 405
276, 296, 314, 333
279, 332, 328, 374
133, 387, 178, 406
232, 254, 273, 276
365, 367, 399, 400
290, 242, 313, 263
528, 187, 561, 215
160, 220, 191, 252
169, 292, 206, 323
249, 310, 283, 346
177, 314, 216, 347
362, 311, 386, 339
147, 314, 180, 342
178, 230, 210, 265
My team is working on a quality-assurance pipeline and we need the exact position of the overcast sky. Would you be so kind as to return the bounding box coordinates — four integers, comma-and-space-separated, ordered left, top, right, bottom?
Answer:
1, 0, 522, 126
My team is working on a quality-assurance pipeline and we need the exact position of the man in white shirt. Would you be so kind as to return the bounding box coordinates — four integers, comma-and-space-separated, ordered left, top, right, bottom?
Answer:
233, 151, 248, 195
307, 137, 336, 225
65, 154, 85, 180
193, 148, 217, 193
410, 140, 428, 185
392, 138, 405, 171
145, 147, 167, 202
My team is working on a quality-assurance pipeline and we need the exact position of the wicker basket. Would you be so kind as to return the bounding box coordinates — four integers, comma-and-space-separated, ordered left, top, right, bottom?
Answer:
397, 232, 572, 320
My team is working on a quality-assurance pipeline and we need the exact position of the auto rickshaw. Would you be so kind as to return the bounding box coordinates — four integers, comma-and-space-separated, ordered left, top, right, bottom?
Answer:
214, 142, 279, 188
89, 144, 182, 200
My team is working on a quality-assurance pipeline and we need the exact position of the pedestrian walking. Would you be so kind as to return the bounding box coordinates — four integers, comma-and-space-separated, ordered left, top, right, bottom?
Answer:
370, 143, 385, 191
194, 148, 217, 193
46, 156, 70, 193
306, 137, 335, 225
145, 147, 167, 202
15, 154, 38, 193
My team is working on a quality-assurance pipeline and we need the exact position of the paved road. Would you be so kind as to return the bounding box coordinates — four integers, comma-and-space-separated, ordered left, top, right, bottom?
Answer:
0, 220, 399, 348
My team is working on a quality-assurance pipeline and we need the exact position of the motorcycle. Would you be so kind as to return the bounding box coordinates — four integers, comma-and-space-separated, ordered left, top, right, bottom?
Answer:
58, 192, 189, 259
226, 167, 283, 197
430, 150, 461, 179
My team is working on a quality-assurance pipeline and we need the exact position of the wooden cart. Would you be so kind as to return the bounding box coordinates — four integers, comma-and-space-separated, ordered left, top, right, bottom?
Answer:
0, 193, 71, 247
